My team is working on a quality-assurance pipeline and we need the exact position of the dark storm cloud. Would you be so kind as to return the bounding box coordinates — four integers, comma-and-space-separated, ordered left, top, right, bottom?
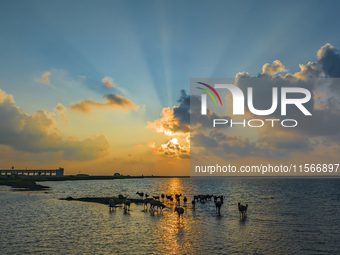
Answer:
318, 43, 340, 78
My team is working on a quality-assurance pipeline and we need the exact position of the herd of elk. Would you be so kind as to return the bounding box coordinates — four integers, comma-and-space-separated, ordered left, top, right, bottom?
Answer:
109, 192, 249, 219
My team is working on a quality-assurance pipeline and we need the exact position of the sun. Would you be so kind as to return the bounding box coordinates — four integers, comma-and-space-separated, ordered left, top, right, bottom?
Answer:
170, 138, 178, 144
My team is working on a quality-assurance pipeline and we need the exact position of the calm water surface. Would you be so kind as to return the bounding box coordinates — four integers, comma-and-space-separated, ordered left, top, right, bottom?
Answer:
0, 178, 340, 254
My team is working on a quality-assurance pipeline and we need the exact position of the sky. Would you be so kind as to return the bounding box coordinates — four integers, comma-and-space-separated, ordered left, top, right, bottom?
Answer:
1, 0, 340, 175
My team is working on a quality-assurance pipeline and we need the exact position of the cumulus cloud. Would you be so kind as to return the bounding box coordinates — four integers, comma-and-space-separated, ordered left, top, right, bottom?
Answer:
40, 71, 51, 85
146, 107, 186, 135
235, 46, 340, 140
148, 43, 340, 163
146, 90, 229, 135
153, 138, 190, 159
291, 62, 323, 79
317, 43, 340, 78
262, 60, 287, 75
70, 93, 138, 113
0, 89, 110, 161
230, 43, 340, 153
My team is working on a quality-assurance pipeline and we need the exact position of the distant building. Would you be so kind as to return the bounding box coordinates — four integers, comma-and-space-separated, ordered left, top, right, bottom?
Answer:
0, 167, 64, 177
113, 173, 121, 177
76, 174, 89, 177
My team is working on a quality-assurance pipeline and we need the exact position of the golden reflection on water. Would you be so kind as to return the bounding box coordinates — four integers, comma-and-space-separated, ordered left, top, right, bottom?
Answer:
160, 178, 190, 254
166, 178, 184, 196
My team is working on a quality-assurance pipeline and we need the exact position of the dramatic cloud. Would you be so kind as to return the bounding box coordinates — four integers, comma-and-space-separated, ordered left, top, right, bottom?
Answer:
146, 90, 229, 135
146, 43, 340, 165
317, 43, 340, 77
291, 62, 323, 79
262, 60, 287, 75
0, 89, 110, 161
153, 138, 190, 159
227, 43, 340, 154
70, 93, 138, 113
40, 71, 51, 85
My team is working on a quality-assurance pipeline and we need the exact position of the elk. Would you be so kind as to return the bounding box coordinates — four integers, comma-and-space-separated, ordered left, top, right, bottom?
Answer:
183, 197, 187, 204
123, 200, 131, 211
150, 200, 166, 212
136, 192, 144, 198
174, 207, 184, 218
143, 198, 153, 210
215, 201, 222, 215
199, 195, 206, 203
109, 198, 116, 211
238, 202, 248, 218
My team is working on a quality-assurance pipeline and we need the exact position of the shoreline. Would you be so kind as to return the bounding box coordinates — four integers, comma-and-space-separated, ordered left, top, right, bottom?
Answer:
27, 175, 190, 182
16, 175, 340, 182
0, 178, 50, 191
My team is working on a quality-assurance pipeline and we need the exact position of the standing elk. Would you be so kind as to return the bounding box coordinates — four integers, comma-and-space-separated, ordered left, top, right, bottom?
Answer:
109, 198, 117, 211
136, 192, 144, 198
174, 207, 184, 218
238, 202, 248, 218
123, 200, 131, 211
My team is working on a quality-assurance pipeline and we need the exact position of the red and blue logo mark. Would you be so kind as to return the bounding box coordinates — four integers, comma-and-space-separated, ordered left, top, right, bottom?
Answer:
196, 82, 222, 106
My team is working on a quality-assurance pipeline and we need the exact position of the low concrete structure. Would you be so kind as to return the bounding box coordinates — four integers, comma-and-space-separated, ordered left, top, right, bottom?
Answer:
0, 167, 64, 176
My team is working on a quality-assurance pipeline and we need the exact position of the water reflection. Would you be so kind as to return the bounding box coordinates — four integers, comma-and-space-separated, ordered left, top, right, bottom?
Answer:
0, 178, 339, 254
